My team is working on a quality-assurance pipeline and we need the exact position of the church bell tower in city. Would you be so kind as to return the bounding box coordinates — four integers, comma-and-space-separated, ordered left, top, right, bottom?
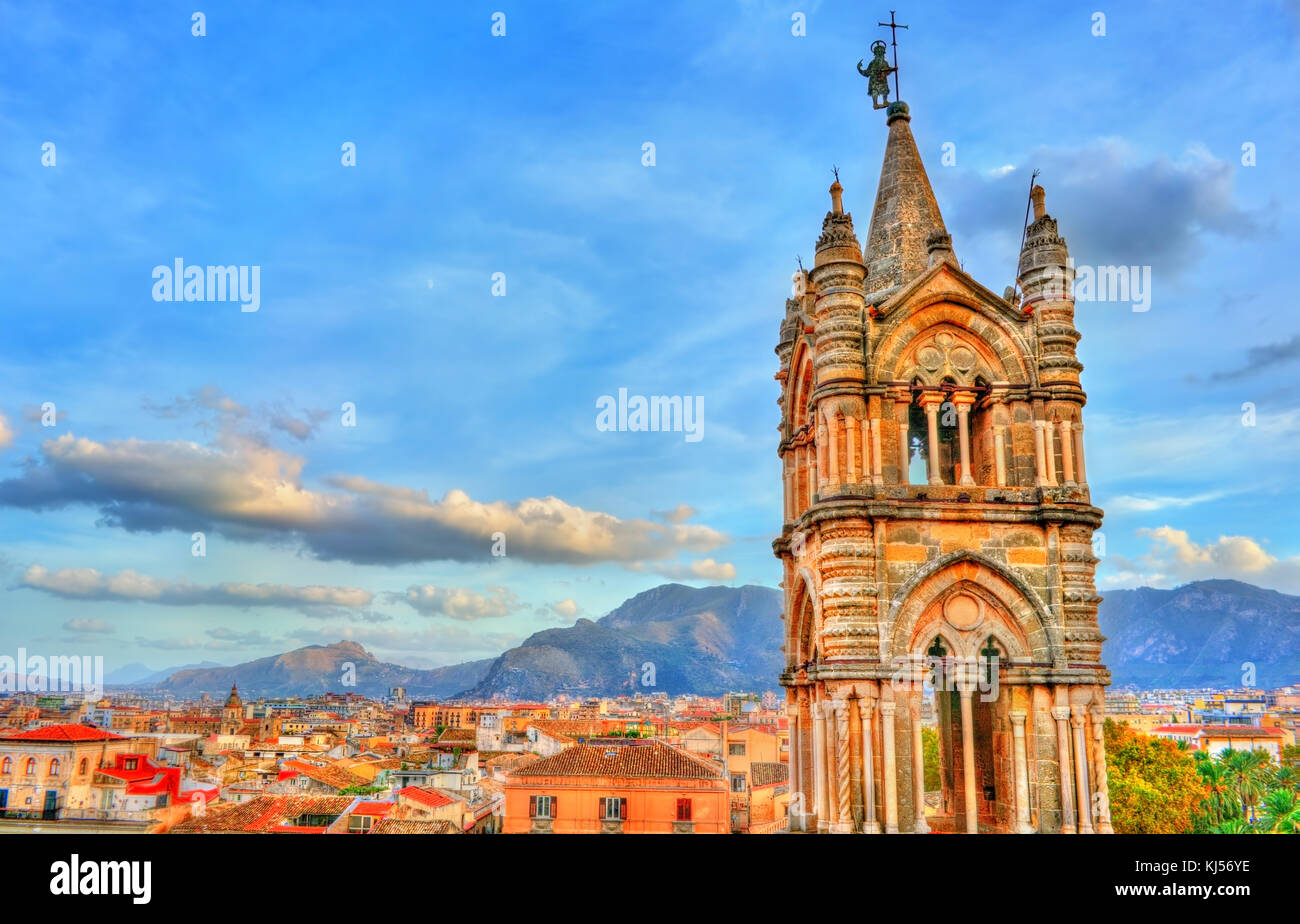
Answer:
775, 22, 1112, 834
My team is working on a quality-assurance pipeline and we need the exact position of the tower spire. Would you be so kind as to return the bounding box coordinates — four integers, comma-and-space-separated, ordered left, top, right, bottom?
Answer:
862, 103, 951, 303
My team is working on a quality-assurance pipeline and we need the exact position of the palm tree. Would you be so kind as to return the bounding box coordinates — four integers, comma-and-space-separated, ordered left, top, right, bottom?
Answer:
1221, 749, 1270, 822
1255, 789, 1300, 834
1270, 765, 1299, 793
1211, 818, 1251, 834
1197, 760, 1239, 828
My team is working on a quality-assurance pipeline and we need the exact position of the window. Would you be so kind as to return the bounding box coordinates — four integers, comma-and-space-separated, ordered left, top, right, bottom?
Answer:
347, 815, 373, 833
48, 759, 60, 777
78, 758, 88, 775
728, 743, 745, 756
24, 758, 36, 776
124, 758, 138, 771
676, 798, 692, 822
602, 797, 627, 821
731, 773, 746, 793
529, 794, 555, 819
1, 758, 10, 775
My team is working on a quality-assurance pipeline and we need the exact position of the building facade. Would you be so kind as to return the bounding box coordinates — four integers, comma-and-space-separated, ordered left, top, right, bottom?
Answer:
775, 86, 1112, 833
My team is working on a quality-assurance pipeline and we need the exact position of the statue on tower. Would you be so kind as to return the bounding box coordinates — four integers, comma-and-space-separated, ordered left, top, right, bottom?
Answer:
857, 40, 896, 109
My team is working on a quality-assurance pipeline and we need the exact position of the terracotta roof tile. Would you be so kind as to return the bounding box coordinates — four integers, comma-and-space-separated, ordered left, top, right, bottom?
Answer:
172, 795, 355, 833
396, 786, 456, 809
508, 741, 721, 781
369, 818, 459, 834
1, 724, 125, 742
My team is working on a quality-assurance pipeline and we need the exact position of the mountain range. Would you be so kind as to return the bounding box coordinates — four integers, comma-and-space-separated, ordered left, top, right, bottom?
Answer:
1097, 579, 1299, 689
126, 579, 1297, 698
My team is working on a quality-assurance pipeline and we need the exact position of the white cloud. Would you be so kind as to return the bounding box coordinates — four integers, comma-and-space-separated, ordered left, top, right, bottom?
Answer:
1103, 490, 1235, 514
22, 565, 374, 610
645, 557, 738, 581
1101, 526, 1300, 592
550, 598, 579, 618
62, 617, 114, 634
0, 433, 731, 567
393, 584, 521, 621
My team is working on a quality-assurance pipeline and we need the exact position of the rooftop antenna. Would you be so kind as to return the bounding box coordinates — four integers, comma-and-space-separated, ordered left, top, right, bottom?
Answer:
1011, 168, 1041, 303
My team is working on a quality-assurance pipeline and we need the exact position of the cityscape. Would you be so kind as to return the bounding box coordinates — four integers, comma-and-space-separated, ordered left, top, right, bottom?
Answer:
1, 0, 1294, 907
1, 679, 1297, 835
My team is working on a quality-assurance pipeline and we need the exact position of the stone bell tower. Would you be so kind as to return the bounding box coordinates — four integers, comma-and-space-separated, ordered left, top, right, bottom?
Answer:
775, 74, 1111, 834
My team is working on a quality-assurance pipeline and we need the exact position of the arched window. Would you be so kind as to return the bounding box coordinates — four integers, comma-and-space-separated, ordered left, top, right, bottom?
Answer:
1, 757, 11, 774
24, 757, 36, 776
49, 758, 61, 777
79, 758, 89, 775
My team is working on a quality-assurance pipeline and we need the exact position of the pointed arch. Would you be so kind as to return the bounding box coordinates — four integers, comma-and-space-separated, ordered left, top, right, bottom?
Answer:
875, 299, 1033, 387
785, 338, 816, 434
883, 549, 1061, 664
786, 566, 820, 668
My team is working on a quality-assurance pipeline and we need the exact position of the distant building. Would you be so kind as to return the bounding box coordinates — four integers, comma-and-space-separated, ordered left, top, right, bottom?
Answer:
0, 724, 146, 820
503, 740, 727, 834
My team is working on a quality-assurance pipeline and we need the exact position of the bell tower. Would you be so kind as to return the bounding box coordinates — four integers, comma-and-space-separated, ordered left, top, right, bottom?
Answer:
775, 53, 1111, 835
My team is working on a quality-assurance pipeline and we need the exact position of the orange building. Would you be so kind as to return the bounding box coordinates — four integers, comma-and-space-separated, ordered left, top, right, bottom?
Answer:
503, 741, 727, 834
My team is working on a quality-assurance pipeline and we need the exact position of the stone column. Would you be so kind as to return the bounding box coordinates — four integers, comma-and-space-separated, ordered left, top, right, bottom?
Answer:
910, 692, 930, 833
826, 411, 840, 487
788, 701, 802, 830
993, 426, 1007, 487
897, 420, 909, 484
1090, 705, 1114, 834
869, 418, 883, 485
835, 697, 852, 833
1071, 705, 1094, 834
813, 699, 828, 831
923, 397, 943, 485
809, 440, 819, 500
860, 697, 879, 833
1010, 711, 1033, 833
1033, 421, 1050, 487
782, 452, 792, 522
1044, 420, 1057, 485
879, 701, 899, 833
1052, 705, 1076, 833
790, 449, 800, 515
816, 420, 828, 493
1057, 419, 1076, 486
1072, 422, 1087, 485
958, 683, 978, 833
823, 700, 839, 829
954, 395, 976, 486
846, 418, 860, 484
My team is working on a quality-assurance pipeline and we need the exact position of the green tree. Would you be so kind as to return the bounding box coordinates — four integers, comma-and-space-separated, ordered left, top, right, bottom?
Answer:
1195, 758, 1240, 830
1281, 744, 1300, 770
1256, 788, 1300, 833
921, 726, 941, 792
1271, 765, 1299, 792
1221, 748, 1270, 822
1103, 720, 1204, 834
338, 784, 384, 796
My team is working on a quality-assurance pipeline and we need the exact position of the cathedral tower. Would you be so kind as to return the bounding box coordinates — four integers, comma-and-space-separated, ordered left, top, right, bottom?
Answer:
775, 81, 1111, 834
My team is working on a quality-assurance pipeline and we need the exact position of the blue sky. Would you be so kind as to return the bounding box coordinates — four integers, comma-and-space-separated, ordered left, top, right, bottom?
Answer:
1, 0, 1297, 671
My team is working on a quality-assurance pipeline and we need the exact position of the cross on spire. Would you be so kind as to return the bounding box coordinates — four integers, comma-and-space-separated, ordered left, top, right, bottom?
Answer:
877, 10, 908, 100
